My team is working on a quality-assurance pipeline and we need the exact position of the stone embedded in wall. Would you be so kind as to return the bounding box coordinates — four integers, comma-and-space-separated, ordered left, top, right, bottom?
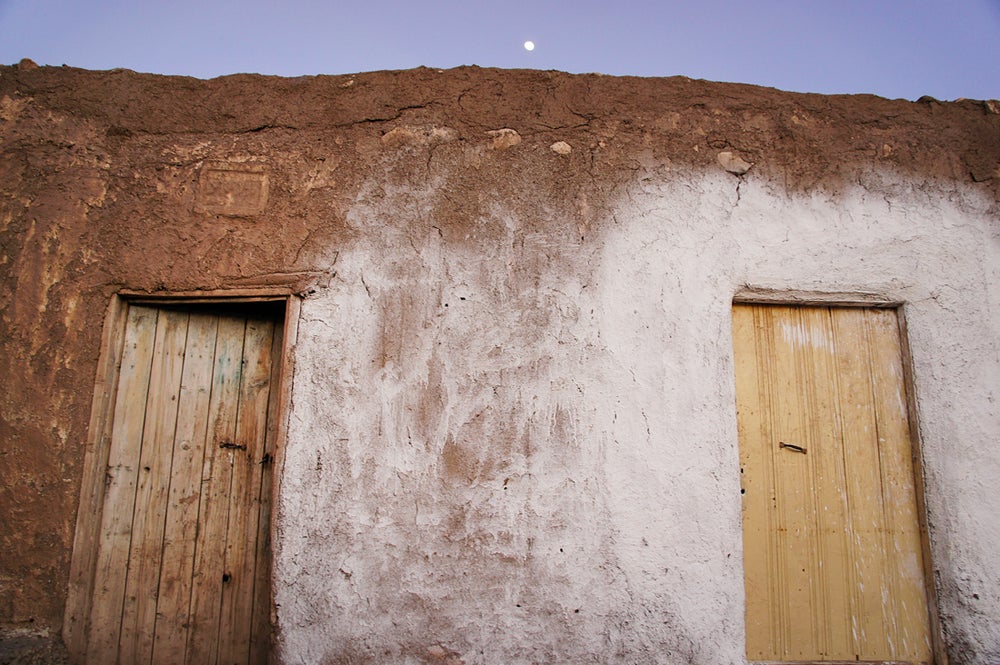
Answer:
487, 128, 522, 150
717, 150, 752, 176
194, 163, 269, 216
550, 141, 572, 155
969, 165, 999, 183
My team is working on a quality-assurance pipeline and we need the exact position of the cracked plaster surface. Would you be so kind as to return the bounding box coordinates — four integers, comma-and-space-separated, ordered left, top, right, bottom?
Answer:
0, 64, 997, 664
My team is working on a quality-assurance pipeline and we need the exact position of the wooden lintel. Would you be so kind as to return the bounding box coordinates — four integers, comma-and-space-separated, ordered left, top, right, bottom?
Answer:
733, 287, 900, 307
119, 288, 294, 304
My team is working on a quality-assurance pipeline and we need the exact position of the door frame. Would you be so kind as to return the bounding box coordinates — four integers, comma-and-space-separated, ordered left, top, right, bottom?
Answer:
731, 290, 947, 665
64, 288, 300, 662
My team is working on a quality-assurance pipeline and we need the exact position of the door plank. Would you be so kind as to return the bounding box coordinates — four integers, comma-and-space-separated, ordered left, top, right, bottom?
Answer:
864, 310, 932, 662
249, 321, 284, 663
65, 298, 129, 659
86, 305, 159, 661
770, 306, 822, 659
832, 308, 894, 659
801, 307, 854, 658
186, 315, 248, 665
151, 313, 220, 664
734, 304, 778, 658
118, 309, 191, 664
216, 318, 275, 665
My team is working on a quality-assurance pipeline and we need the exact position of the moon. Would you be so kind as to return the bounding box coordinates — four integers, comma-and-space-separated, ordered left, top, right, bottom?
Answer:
524, 41, 535, 51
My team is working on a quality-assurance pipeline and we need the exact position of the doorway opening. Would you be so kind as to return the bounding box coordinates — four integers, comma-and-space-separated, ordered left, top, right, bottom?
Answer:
66, 294, 293, 664
732, 303, 936, 663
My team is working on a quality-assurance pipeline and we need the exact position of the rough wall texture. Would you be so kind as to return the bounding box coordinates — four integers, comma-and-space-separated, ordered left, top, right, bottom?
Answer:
0, 61, 998, 663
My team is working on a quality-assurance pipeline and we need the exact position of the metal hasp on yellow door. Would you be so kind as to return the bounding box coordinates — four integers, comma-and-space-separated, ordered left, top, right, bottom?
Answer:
81, 303, 281, 664
732, 304, 933, 663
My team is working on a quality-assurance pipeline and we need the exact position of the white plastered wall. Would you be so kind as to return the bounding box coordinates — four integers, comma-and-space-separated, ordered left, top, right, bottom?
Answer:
274, 165, 999, 664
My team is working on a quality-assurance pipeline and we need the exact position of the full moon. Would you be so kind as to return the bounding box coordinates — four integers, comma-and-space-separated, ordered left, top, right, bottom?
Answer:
524, 41, 535, 51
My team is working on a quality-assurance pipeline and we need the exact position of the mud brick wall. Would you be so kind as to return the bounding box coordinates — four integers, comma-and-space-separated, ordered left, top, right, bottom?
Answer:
1, 62, 998, 663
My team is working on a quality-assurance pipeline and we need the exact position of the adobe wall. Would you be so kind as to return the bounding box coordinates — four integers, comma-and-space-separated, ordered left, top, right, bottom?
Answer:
0, 62, 997, 663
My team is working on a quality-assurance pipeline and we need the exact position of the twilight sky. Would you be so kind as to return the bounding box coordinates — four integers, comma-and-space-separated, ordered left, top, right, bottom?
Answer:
0, 0, 997, 101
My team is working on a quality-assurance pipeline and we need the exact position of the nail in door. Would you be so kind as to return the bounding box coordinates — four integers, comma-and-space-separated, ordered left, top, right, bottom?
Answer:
733, 304, 932, 663
86, 304, 280, 664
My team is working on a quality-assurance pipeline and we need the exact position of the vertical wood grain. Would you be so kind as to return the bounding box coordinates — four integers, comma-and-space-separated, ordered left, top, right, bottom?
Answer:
86, 305, 158, 662
734, 304, 932, 663
64, 297, 128, 659
215, 318, 274, 665
117, 309, 190, 664
249, 321, 284, 664
771, 306, 819, 660
803, 306, 853, 658
150, 313, 219, 664
866, 309, 933, 662
733, 304, 775, 659
78, 299, 285, 665
185, 315, 247, 665
833, 308, 893, 658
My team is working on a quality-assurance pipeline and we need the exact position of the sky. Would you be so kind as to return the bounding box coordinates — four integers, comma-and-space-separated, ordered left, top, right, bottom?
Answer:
0, 0, 998, 101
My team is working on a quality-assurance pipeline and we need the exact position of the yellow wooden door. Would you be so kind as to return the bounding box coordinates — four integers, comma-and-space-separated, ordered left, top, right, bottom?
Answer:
733, 304, 932, 663
85, 304, 280, 665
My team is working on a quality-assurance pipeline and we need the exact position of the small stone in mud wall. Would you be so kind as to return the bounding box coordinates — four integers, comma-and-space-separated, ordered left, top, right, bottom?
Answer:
718, 150, 752, 175
487, 128, 522, 150
550, 141, 572, 155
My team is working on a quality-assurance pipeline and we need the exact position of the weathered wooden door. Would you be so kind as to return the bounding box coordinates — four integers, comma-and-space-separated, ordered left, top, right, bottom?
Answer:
733, 304, 932, 663
85, 303, 281, 664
